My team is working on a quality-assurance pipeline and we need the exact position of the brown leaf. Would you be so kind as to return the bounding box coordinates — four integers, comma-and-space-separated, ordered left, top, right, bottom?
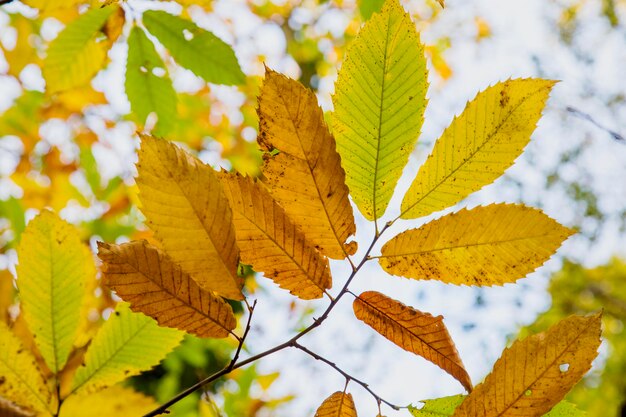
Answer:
98, 240, 236, 338
453, 312, 602, 417
258, 69, 356, 259
314, 391, 358, 417
219, 172, 331, 300
353, 291, 472, 392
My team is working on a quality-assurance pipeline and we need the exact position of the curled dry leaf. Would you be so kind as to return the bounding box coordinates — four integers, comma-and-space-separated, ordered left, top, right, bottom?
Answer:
98, 240, 237, 338
314, 391, 358, 417
353, 291, 472, 392
219, 172, 331, 300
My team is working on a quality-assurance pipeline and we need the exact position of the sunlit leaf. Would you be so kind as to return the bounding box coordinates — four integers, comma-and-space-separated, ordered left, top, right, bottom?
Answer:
358, 0, 385, 20
59, 386, 158, 417
142, 10, 245, 85
258, 69, 356, 259
2, 15, 41, 78
332, 0, 428, 220
353, 291, 472, 392
99, 240, 237, 338
16, 211, 91, 373
0, 322, 54, 415
401, 79, 555, 219
314, 392, 358, 417
453, 313, 601, 417
125, 26, 177, 136
70, 303, 183, 395
136, 134, 243, 300
219, 172, 332, 300
43, 5, 118, 93
409, 397, 585, 416
379, 204, 574, 286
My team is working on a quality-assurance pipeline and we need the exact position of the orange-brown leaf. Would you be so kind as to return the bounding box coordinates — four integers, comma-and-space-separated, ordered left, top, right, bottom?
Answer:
353, 291, 472, 392
219, 172, 331, 300
98, 240, 236, 338
314, 392, 358, 417
453, 312, 602, 417
258, 69, 356, 259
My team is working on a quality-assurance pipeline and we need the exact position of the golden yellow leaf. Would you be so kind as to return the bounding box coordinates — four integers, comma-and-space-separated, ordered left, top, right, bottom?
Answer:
0, 270, 14, 325
0, 399, 31, 417
453, 313, 602, 417
0, 322, 54, 416
59, 386, 158, 417
353, 291, 472, 392
315, 391, 358, 417
2, 16, 41, 78
401, 79, 555, 219
98, 240, 237, 338
136, 134, 243, 300
379, 204, 574, 286
258, 69, 356, 259
219, 172, 331, 300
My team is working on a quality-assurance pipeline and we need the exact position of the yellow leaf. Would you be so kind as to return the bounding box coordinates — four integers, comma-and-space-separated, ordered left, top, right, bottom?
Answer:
258, 69, 356, 259
0, 399, 32, 417
0, 270, 14, 325
453, 313, 602, 417
2, 16, 41, 78
401, 79, 555, 219
353, 291, 472, 392
219, 173, 331, 300
136, 134, 243, 300
0, 322, 54, 415
315, 392, 358, 417
16, 211, 91, 374
59, 386, 157, 417
379, 204, 574, 286
98, 240, 237, 338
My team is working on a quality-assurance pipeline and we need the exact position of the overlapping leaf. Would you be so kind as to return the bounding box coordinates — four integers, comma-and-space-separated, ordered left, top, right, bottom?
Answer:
59, 386, 158, 417
453, 313, 601, 417
314, 392, 358, 417
353, 291, 472, 392
98, 240, 237, 338
71, 303, 183, 395
125, 26, 177, 136
401, 79, 555, 219
332, 0, 428, 220
43, 5, 118, 93
16, 211, 91, 374
0, 322, 53, 416
219, 173, 332, 299
136, 134, 242, 300
379, 204, 573, 285
143, 10, 245, 86
258, 69, 356, 259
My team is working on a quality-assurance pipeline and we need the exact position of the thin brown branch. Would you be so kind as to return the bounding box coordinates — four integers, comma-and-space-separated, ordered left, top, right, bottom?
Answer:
292, 341, 403, 411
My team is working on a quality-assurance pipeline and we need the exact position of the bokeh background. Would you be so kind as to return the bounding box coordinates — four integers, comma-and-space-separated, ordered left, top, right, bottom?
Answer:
0, 0, 625, 416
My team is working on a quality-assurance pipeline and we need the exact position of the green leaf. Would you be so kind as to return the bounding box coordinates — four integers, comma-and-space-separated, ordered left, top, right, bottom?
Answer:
125, 26, 177, 136
0, 322, 54, 415
143, 10, 245, 86
400, 79, 555, 219
359, 0, 385, 20
408, 396, 585, 417
16, 210, 91, 374
332, 0, 428, 221
43, 5, 118, 93
70, 303, 184, 395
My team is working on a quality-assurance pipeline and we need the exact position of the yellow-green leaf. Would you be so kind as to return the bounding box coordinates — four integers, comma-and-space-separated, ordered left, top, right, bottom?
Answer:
43, 5, 118, 93
353, 291, 472, 392
0, 322, 54, 415
401, 79, 555, 219
136, 134, 243, 300
379, 204, 574, 286
332, 0, 428, 221
16, 210, 91, 373
453, 313, 601, 417
125, 26, 177, 136
98, 240, 237, 338
409, 397, 585, 417
258, 69, 356, 259
219, 173, 332, 300
60, 386, 158, 417
314, 392, 358, 417
70, 303, 183, 395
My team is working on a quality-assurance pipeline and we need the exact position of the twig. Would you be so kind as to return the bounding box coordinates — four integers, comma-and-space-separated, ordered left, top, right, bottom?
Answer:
0, 0, 15, 6
566, 106, 624, 143
143, 222, 394, 417
292, 341, 403, 411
